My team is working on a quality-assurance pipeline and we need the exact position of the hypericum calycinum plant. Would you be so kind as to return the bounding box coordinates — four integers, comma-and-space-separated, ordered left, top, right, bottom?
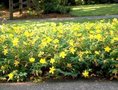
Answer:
0, 19, 118, 82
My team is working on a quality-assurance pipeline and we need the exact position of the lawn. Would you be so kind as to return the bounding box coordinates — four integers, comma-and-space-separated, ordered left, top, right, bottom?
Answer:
1, 18, 113, 25
70, 4, 118, 17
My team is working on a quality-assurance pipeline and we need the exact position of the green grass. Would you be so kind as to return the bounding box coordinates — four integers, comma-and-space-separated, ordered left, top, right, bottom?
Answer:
3, 18, 113, 25
70, 4, 118, 17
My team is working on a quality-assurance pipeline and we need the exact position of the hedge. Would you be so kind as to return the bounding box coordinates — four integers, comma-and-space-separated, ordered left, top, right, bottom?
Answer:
0, 19, 118, 82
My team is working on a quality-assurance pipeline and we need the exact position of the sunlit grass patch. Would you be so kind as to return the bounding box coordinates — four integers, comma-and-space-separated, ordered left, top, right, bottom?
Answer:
70, 4, 118, 16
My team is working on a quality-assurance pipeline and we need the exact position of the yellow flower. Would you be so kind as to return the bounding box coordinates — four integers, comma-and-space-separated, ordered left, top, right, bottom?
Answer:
96, 29, 101, 33
77, 33, 82, 37
90, 31, 94, 34
89, 34, 94, 39
24, 31, 34, 37
85, 50, 89, 54
24, 31, 30, 37
0, 35, 6, 43
67, 63, 72, 68
1, 66, 5, 70
59, 51, 66, 58
82, 70, 89, 78
23, 41, 27, 45
49, 66, 56, 74
95, 51, 100, 55
69, 47, 75, 54
112, 18, 117, 23
14, 60, 20, 66
116, 58, 118, 61
50, 58, 55, 64
86, 24, 92, 30
110, 31, 113, 35
68, 40, 74, 46
113, 37, 118, 41
8, 73, 14, 80
40, 38, 51, 47
111, 37, 118, 43
58, 29, 63, 34
9, 34, 14, 38
95, 24, 101, 30
40, 42, 47, 48
12, 38, 19, 46
40, 58, 47, 64
53, 39, 59, 44
31, 38, 38, 45
95, 34, 102, 41
104, 46, 111, 52
78, 51, 84, 59
38, 52, 44, 57
14, 27, 21, 34
103, 60, 107, 64
3, 48, 8, 55
46, 37, 52, 43
29, 58, 35, 63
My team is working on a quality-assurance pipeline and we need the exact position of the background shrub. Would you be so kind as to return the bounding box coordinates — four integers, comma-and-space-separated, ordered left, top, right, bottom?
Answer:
42, 0, 70, 14
1, 0, 118, 9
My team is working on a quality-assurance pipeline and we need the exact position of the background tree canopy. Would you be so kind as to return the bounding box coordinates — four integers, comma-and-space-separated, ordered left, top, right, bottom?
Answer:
1, 0, 118, 7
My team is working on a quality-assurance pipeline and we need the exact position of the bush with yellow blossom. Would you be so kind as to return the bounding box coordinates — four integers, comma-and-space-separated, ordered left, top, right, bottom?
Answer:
0, 19, 118, 82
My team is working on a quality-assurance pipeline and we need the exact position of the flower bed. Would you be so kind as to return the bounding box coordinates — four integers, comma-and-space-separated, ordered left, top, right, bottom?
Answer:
0, 19, 118, 82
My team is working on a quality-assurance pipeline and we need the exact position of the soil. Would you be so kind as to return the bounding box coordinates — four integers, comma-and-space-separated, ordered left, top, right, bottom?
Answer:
0, 9, 71, 20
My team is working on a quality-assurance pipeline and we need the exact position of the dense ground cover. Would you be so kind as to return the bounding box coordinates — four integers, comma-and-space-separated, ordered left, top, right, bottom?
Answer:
70, 4, 118, 16
0, 19, 118, 82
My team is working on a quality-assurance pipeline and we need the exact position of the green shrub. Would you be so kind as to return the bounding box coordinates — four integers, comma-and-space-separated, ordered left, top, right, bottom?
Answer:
59, 0, 68, 5
0, 19, 118, 82
31, 0, 70, 14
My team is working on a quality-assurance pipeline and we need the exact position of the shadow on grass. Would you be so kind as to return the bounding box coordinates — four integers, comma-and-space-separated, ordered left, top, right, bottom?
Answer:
70, 4, 118, 16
